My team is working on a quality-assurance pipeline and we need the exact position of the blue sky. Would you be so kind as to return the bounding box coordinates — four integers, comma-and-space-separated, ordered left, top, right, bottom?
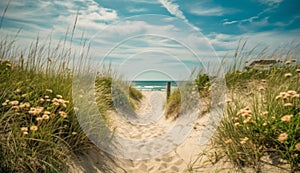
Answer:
0, 0, 299, 80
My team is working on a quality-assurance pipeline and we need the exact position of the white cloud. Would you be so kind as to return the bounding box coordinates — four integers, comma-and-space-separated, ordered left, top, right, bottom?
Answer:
190, 7, 225, 16
223, 20, 238, 25
127, 7, 148, 13
207, 29, 300, 59
159, 0, 186, 21
258, 0, 283, 6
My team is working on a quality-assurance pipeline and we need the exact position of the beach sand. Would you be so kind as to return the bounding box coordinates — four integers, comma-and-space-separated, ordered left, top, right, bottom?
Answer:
69, 91, 290, 173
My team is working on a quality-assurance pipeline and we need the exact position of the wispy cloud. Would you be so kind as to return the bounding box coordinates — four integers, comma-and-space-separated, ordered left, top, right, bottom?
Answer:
258, 0, 283, 6
188, 2, 238, 17
126, 7, 148, 13
159, 0, 186, 21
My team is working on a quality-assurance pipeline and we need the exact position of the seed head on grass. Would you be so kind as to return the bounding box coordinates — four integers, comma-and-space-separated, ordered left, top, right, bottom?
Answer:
278, 132, 288, 143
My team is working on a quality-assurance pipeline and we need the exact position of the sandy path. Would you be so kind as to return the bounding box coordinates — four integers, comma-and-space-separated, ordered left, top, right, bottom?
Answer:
69, 91, 289, 173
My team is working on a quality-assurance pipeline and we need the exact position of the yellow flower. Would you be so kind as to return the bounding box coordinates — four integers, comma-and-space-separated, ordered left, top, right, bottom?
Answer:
261, 79, 267, 83
44, 111, 51, 115
2, 102, 7, 106
284, 73, 292, 77
53, 102, 60, 106
9, 100, 19, 106
234, 122, 240, 127
225, 139, 232, 144
285, 60, 291, 65
278, 133, 288, 143
42, 114, 49, 120
44, 95, 49, 99
295, 143, 300, 151
21, 127, 28, 132
39, 98, 45, 103
46, 89, 53, 93
240, 137, 249, 144
281, 114, 293, 122
15, 89, 21, 93
30, 125, 38, 131
258, 86, 265, 91
296, 69, 300, 73
28, 107, 44, 115
23, 131, 28, 135
283, 103, 293, 107
237, 107, 252, 117
287, 90, 297, 95
19, 102, 30, 109
59, 111, 67, 118
56, 95, 63, 99
243, 116, 252, 124
21, 94, 27, 97
71, 132, 78, 135
262, 122, 268, 126
36, 117, 43, 121
262, 111, 268, 116
225, 98, 232, 103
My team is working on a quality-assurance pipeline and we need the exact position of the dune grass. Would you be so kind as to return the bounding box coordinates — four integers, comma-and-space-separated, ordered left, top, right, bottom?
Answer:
0, 35, 91, 172
215, 63, 300, 172
0, 28, 145, 172
211, 42, 300, 172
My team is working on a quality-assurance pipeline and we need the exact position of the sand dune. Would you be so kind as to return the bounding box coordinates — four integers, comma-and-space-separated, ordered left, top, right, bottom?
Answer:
69, 91, 289, 173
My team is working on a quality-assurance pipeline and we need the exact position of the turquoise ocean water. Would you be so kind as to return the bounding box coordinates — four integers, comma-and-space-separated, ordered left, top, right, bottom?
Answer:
132, 81, 178, 91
